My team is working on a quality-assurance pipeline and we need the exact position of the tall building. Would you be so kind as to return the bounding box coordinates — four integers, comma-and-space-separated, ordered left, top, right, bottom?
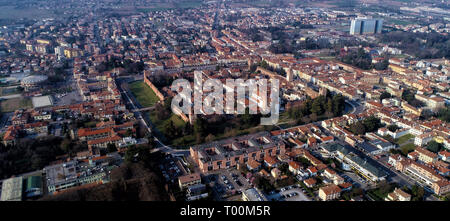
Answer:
350, 18, 383, 35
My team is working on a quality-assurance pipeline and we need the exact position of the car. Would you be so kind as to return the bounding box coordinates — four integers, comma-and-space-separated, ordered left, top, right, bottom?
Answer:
236, 181, 242, 186
221, 175, 226, 180
280, 188, 286, 192
224, 180, 229, 184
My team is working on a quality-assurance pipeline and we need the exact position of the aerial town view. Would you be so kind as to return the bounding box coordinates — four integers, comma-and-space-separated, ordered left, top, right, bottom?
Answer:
0, 0, 449, 209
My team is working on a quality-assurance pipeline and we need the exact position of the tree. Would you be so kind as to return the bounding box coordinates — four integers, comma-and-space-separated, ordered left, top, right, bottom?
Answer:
426, 140, 442, 153
350, 121, 366, 135
362, 116, 382, 132
311, 98, 324, 115
107, 143, 117, 153
387, 124, 399, 132
411, 185, 425, 201
437, 107, 450, 123
205, 134, 215, 143
164, 120, 178, 139
124, 145, 152, 165
380, 91, 391, 101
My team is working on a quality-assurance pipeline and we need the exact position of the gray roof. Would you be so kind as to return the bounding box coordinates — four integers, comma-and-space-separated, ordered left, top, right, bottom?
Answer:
0, 177, 23, 201
192, 131, 283, 163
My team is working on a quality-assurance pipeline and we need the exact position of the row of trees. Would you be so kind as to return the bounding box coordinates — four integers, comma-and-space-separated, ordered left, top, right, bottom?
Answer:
287, 93, 346, 124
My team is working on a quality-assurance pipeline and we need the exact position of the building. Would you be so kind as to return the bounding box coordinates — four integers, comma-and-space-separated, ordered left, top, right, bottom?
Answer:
178, 173, 201, 190
350, 18, 383, 35
44, 160, 108, 193
0, 177, 23, 201
303, 178, 317, 188
190, 131, 285, 173
404, 161, 442, 187
271, 168, 281, 179
414, 147, 438, 164
432, 180, 450, 196
322, 143, 387, 182
318, 184, 342, 201
242, 188, 268, 201
24, 175, 43, 198
385, 188, 411, 201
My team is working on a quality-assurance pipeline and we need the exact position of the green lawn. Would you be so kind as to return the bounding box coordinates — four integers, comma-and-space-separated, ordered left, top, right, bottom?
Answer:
0, 87, 20, 96
400, 143, 417, 155
129, 81, 160, 108
395, 134, 415, 145
0, 97, 32, 113
148, 111, 191, 145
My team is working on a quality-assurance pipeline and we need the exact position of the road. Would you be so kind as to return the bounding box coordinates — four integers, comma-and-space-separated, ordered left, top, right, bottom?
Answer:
345, 100, 364, 115
0, 93, 21, 100
116, 77, 189, 156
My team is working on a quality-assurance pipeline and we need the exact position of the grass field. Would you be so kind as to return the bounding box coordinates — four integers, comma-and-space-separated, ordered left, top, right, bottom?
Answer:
395, 134, 415, 145
148, 111, 191, 146
0, 6, 57, 20
129, 81, 160, 108
0, 97, 32, 113
136, 0, 203, 13
0, 87, 20, 96
400, 143, 417, 155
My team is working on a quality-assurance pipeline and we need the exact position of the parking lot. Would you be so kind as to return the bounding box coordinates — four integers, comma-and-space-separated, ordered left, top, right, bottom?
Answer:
53, 89, 83, 106
342, 171, 370, 189
266, 184, 311, 201
205, 168, 252, 201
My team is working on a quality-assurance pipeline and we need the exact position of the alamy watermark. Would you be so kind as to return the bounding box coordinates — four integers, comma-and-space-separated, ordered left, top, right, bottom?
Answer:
170, 71, 280, 125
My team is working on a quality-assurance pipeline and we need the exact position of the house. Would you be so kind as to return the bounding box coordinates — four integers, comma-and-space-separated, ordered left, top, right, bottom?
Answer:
385, 188, 411, 201
264, 155, 279, 168
178, 173, 201, 190
432, 179, 450, 196
415, 147, 438, 164
388, 154, 404, 167
259, 169, 270, 177
307, 166, 318, 176
247, 160, 261, 172
288, 161, 301, 175
339, 183, 353, 191
438, 151, 450, 163
271, 168, 281, 179
303, 178, 316, 188
319, 184, 342, 201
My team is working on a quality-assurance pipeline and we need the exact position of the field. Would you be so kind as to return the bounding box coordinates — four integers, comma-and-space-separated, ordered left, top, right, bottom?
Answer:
129, 81, 160, 108
135, 0, 203, 13
400, 143, 417, 155
0, 97, 32, 113
395, 134, 415, 145
148, 111, 190, 145
0, 6, 62, 25
0, 87, 20, 96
